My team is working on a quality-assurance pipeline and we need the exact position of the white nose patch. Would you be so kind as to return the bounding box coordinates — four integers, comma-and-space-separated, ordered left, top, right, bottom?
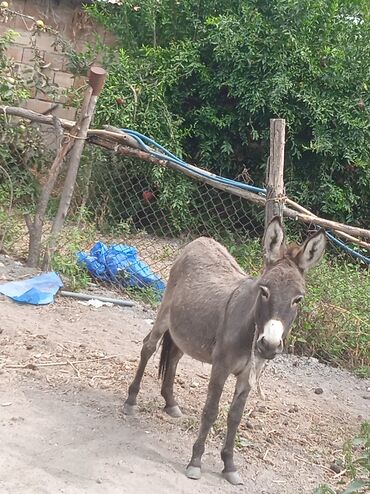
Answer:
259, 319, 284, 347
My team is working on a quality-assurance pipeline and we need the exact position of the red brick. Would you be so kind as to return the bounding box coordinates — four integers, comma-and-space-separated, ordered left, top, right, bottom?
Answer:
17, 58, 55, 87
13, 29, 32, 46
16, 62, 34, 77
22, 46, 45, 64
43, 51, 65, 71
6, 44, 24, 63
73, 76, 87, 90
32, 32, 55, 51
0, 26, 30, 45
54, 90, 67, 104
53, 71, 74, 89
39, 125, 59, 150
25, 98, 55, 114
36, 88, 67, 105
54, 105, 77, 122
35, 89, 53, 102
27, 85, 37, 98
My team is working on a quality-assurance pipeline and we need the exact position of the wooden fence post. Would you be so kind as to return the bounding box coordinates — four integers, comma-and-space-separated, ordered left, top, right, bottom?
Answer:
264, 119, 286, 231
42, 66, 106, 270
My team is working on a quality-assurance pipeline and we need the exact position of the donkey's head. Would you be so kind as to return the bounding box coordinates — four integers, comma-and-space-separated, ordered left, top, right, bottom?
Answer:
254, 218, 326, 360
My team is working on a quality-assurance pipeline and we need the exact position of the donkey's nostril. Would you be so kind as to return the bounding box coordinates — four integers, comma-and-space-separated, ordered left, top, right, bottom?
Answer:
257, 334, 282, 360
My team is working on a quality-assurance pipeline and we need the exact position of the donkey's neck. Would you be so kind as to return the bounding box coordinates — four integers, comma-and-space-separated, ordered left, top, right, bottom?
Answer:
224, 277, 259, 347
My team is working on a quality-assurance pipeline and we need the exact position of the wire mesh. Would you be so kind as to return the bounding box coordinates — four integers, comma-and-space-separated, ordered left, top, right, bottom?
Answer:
70, 147, 266, 291
1, 133, 369, 370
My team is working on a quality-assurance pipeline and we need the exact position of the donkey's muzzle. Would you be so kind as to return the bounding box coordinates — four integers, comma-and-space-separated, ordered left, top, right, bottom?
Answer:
256, 336, 283, 360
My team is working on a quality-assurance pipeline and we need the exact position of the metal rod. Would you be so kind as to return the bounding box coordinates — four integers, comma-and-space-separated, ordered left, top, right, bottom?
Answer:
59, 290, 135, 307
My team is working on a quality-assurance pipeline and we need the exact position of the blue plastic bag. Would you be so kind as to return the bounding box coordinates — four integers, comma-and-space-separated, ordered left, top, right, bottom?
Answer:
77, 242, 166, 294
0, 272, 63, 305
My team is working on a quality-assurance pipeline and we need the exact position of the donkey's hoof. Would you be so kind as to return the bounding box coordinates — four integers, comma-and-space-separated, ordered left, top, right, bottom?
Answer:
123, 403, 138, 416
185, 466, 201, 480
223, 471, 244, 485
164, 405, 182, 418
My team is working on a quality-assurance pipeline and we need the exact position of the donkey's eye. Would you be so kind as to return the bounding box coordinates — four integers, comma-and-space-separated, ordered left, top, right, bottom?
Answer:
292, 295, 304, 305
260, 286, 269, 299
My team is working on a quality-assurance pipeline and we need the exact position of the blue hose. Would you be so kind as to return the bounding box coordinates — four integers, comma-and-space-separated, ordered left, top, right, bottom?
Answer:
121, 129, 266, 195
326, 232, 370, 264
120, 128, 370, 265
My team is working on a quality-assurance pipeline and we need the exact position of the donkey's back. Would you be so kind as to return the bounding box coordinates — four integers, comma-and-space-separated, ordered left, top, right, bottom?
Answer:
167, 236, 247, 292
163, 237, 248, 362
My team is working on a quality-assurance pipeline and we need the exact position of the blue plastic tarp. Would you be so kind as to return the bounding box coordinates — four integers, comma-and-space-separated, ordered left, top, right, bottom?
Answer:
77, 242, 166, 294
0, 272, 63, 305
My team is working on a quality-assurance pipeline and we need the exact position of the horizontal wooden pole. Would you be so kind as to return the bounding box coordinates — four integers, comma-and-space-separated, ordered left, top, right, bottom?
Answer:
91, 136, 370, 244
1, 105, 369, 245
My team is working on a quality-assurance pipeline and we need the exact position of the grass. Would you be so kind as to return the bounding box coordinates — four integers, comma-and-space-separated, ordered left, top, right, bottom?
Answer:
0, 207, 25, 254
293, 260, 370, 374
123, 286, 163, 307
313, 421, 370, 494
48, 220, 98, 291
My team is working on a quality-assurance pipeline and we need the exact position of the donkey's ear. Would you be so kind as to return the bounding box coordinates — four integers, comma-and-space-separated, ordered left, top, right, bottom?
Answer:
295, 229, 326, 273
263, 217, 285, 263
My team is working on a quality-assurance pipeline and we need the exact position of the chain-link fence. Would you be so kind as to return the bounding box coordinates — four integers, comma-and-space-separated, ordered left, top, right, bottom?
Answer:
71, 146, 266, 291
1, 133, 369, 285
1, 126, 369, 371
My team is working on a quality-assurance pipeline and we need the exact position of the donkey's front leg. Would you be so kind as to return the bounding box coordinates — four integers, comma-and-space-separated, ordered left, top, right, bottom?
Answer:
186, 364, 229, 480
221, 370, 251, 485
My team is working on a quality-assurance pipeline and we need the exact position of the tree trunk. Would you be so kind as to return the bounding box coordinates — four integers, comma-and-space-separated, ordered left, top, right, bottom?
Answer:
42, 67, 106, 270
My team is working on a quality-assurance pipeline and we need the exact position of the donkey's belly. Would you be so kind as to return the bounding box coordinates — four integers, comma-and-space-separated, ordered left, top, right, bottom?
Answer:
171, 330, 213, 364
169, 305, 218, 364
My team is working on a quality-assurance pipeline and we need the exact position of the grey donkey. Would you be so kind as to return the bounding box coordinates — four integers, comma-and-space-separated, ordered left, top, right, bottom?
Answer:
124, 218, 326, 485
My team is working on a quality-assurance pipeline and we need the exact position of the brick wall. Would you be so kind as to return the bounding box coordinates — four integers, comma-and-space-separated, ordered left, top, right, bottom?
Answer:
0, 0, 115, 121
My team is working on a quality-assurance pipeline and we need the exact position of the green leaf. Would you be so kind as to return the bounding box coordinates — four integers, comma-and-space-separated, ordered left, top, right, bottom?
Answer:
341, 479, 369, 494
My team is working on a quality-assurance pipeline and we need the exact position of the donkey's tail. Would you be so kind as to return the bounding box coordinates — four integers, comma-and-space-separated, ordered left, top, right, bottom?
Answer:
158, 330, 173, 381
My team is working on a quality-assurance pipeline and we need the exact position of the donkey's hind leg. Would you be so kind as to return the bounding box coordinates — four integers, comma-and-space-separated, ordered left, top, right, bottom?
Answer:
124, 306, 169, 415
160, 339, 184, 418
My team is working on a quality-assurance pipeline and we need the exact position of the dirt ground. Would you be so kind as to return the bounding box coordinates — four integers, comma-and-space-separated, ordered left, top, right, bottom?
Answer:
0, 255, 369, 494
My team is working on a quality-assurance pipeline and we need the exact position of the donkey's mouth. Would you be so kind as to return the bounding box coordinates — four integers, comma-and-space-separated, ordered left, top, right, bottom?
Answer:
256, 348, 277, 360
256, 338, 283, 360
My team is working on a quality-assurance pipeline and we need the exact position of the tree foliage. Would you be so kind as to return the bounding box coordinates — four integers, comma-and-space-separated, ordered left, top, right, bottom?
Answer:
88, 0, 370, 227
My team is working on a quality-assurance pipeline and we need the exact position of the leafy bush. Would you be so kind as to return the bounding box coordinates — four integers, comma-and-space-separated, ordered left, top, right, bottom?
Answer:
87, 0, 370, 227
0, 30, 30, 102
0, 30, 50, 251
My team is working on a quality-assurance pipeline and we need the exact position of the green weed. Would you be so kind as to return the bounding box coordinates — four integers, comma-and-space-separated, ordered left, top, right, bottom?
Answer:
313, 422, 370, 494
293, 260, 370, 371
49, 220, 98, 291
123, 286, 162, 308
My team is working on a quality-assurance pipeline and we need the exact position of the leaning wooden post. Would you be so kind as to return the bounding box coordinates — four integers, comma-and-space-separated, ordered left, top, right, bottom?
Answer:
264, 119, 286, 231
42, 67, 106, 270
